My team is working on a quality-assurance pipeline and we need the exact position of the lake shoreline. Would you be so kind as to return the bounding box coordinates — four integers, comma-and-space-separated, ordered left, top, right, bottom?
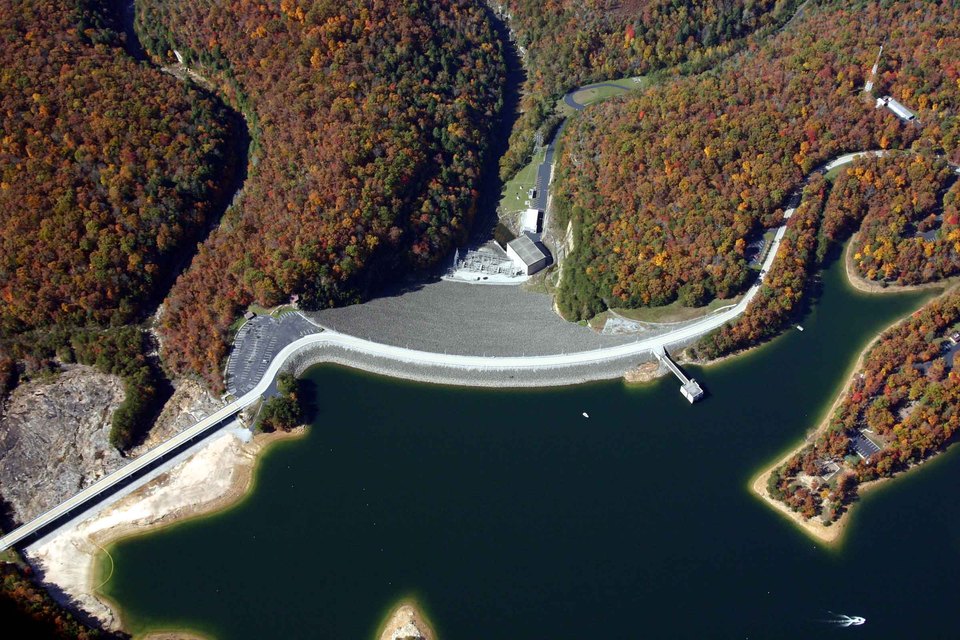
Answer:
749, 271, 953, 545
377, 599, 438, 640
26, 427, 305, 635
844, 234, 957, 294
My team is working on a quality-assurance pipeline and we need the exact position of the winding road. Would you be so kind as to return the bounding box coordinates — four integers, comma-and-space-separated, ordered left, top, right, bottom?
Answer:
0, 140, 913, 553
562, 82, 633, 111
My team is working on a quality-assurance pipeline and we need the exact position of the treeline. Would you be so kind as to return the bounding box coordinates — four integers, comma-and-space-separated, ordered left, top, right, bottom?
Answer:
553, 0, 960, 321
256, 372, 303, 433
823, 154, 960, 285
697, 176, 828, 359
0, 357, 14, 406
1, 327, 167, 449
0, 0, 234, 335
137, 0, 507, 390
497, 0, 797, 180
769, 289, 960, 522
0, 562, 123, 639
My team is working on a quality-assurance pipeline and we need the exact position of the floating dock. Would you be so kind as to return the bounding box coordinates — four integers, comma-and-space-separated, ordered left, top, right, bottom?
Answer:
654, 347, 704, 403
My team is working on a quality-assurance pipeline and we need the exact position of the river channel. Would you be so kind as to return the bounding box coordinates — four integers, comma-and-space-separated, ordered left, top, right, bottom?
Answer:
99, 257, 960, 639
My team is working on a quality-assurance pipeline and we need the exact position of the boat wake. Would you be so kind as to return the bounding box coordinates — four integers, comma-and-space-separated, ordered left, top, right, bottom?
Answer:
824, 612, 866, 628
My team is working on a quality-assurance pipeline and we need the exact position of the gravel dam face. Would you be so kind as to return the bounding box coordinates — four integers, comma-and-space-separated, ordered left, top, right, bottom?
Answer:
95, 260, 960, 640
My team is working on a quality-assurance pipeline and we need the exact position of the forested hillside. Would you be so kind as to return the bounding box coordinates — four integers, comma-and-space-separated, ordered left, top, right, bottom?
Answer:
554, 0, 960, 320
498, 0, 797, 178
0, 0, 234, 335
824, 154, 960, 286
138, 0, 506, 389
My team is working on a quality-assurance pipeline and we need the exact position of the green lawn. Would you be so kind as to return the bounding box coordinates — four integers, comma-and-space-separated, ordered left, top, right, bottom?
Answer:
227, 303, 297, 339
610, 294, 742, 324
500, 77, 649, 218
557, 76, 649, 116
499, 146, 546, 216
824, 163, 848, 182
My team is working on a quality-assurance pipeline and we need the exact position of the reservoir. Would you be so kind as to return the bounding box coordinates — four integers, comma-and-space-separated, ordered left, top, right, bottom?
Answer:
100, 258, 960, 639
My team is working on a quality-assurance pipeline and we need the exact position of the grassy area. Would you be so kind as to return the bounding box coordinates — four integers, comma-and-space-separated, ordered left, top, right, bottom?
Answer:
227, 303, 298, 339
0, 548, 24, 566
499, 146, 546, 216
557, 76, 649, 116
610, 295, 742, 324
500, 76, 650, 217
824, 164, 848, 182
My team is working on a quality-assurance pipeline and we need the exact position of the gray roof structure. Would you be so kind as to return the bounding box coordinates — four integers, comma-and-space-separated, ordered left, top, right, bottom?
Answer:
507, 234, 547, 267
852, 431, 882, 459
878, 96, 916, 122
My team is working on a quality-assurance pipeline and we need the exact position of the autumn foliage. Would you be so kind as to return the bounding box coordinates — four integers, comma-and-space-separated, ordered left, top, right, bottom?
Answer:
553, 0, 960, 320
825, 154, 960, 285
0, 0, 234, 335
0, 562, 117, 639
141, 0, 506, 389
498, 0, 796, 179
770, 288, 960, 522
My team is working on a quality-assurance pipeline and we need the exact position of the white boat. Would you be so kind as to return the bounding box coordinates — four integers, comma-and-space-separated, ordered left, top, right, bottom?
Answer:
582, 412, 589, 418
796, 325, 804, 332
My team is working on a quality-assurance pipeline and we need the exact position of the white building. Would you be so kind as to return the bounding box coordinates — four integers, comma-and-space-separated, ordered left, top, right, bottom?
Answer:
506, 234, 548, 275
521, 208, 542, 234
876, 96, 916, 122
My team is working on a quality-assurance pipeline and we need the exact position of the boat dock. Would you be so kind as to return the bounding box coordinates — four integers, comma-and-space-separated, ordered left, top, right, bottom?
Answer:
654, 347, 705, 403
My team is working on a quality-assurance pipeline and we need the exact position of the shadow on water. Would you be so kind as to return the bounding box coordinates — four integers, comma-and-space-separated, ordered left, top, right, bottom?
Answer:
113, 1, 146, 62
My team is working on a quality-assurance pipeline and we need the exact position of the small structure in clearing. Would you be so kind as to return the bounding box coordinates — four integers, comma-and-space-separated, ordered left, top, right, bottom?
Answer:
876, 96, 916, 122
521, 208, 542, 234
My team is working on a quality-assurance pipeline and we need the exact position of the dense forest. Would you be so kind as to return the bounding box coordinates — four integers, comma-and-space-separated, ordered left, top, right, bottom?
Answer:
137, 0, 507, 389
256, 372, 303, 432
497, 0, 798, 179
553, 0, 960, 321
0, 0, 234, 335
697, 176, 828, 359
824, 154, 960, 285
768, 288, 960, 523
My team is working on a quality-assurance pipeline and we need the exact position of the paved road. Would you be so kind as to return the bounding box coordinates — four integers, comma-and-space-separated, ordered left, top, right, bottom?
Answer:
0, 224, 782, 552
226, 313, 319, 396
563, 82, 632, 111
2, 139, 931, 554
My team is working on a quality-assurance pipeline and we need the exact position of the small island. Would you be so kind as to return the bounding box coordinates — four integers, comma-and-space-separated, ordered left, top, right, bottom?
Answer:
378, 600, 437, 640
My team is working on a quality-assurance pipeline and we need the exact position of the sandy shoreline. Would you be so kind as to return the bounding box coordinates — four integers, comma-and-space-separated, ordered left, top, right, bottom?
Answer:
748, 278, 954, 545
377, 599, 437, 640
26, 426, 304, 635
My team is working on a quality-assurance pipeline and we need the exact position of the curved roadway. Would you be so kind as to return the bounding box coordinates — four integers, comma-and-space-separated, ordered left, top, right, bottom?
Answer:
0, 150, 911, 553
563, 82, 633, 111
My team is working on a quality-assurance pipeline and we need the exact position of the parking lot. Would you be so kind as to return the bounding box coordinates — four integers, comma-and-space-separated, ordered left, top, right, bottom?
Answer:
225, 312, 320, 396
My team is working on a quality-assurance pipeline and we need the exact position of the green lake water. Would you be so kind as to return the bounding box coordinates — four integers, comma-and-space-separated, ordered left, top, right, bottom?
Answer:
101, 259, 960, 639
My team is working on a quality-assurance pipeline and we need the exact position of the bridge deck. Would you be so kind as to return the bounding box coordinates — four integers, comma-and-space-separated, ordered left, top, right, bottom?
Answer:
654, 348, 704, 404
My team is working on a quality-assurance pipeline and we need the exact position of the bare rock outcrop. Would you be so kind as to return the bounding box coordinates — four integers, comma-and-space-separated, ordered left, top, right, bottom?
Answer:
0, 365, 125, 525
130, 379, 222, 457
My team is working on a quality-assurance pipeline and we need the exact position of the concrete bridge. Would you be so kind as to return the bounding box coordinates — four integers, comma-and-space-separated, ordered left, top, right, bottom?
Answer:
3, 148, 899, 553
654, 346, 704, 403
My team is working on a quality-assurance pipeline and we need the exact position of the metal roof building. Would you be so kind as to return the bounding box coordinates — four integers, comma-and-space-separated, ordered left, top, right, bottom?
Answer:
506, 234, 548, 275
521, 208, 541, 234
876, 96, 916, 122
